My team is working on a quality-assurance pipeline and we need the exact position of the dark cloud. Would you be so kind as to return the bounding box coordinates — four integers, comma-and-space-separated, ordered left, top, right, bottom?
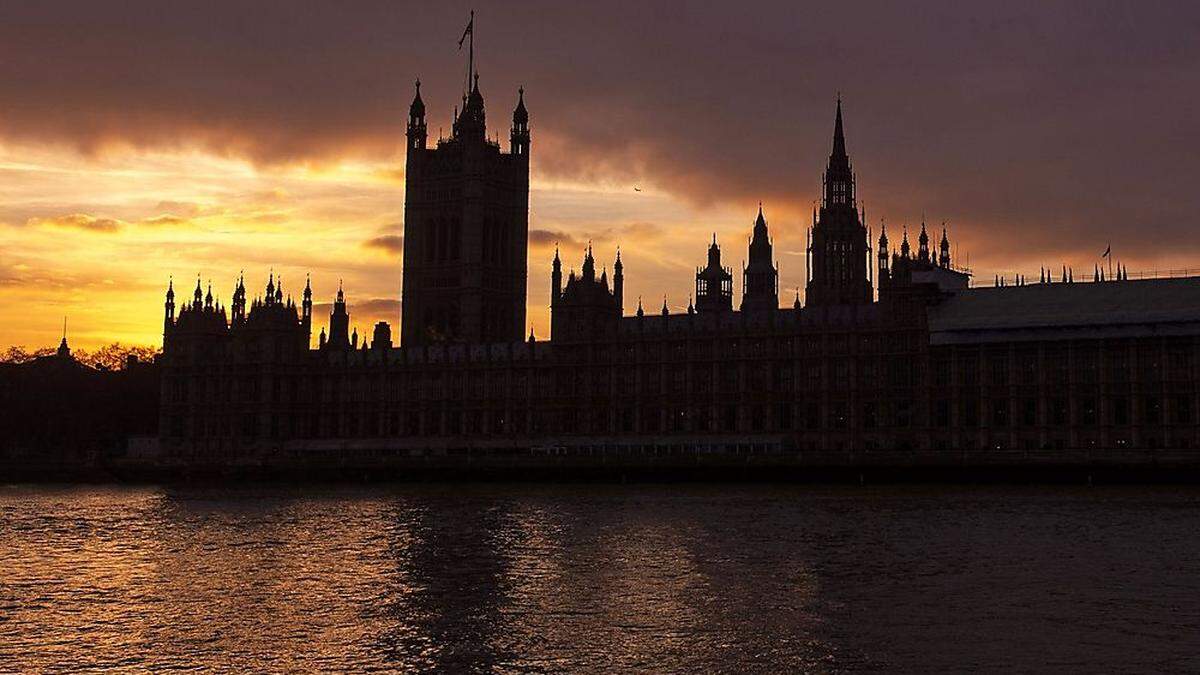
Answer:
2, 2, 1199, 264
363, 234, 404, 255
528, 228, 582, 250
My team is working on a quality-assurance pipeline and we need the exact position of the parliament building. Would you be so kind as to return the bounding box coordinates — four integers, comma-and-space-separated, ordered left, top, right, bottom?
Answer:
158, 71, 1200, 461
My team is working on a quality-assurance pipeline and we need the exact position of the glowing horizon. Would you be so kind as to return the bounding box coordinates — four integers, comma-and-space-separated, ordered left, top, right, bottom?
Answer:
3, 3, 1199, 351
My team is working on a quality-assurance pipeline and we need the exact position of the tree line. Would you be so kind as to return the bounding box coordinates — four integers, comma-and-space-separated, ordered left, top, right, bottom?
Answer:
1, 343, 160, 371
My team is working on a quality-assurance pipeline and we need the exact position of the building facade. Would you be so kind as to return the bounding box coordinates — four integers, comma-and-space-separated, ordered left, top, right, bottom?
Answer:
158, 88, 1200, 459
400, 76, 530, 346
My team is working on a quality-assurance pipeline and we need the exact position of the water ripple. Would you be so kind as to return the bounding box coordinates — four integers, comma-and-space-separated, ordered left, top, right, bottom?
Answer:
0, 485, 1198, 671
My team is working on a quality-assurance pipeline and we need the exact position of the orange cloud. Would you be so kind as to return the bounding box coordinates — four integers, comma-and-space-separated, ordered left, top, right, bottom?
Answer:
141, 214, 193, 227
26, 213, 124, 233
153, 201, 205, 217
363, 235, 404, 256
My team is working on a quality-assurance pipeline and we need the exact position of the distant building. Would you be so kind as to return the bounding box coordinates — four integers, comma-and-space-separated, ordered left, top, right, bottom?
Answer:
158, 76, 1200, 458
0, 333, 159, 462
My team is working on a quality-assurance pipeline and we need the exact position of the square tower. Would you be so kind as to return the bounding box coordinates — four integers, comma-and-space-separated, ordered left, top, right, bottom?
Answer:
401, 77, 530, 346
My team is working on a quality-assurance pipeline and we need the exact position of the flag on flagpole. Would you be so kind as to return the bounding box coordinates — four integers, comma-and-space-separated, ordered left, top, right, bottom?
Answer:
1101, 245, 1111, 258
458, 12, 473, 49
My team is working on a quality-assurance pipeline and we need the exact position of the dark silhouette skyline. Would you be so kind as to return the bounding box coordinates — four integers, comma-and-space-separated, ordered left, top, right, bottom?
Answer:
3, 7, 1200, 480
147, 64, 1200, 468
2, 3, 1200, 350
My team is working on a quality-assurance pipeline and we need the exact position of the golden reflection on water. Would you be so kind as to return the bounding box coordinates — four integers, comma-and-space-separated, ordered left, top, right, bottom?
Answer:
3, 485, 1197, 671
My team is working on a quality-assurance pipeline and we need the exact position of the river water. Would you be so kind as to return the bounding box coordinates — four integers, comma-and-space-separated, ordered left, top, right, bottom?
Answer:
1, 484, 1197, 672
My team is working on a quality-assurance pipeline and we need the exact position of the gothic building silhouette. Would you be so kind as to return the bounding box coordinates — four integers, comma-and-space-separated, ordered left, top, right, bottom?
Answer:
159, 70, 1200, 457
401, 76, 530, 346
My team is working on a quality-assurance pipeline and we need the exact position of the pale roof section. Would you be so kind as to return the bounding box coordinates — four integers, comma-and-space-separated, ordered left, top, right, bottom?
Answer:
927, 277, 1200, 344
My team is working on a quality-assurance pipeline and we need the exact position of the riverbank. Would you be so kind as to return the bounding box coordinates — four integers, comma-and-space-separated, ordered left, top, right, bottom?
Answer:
5, 445, 1200, 483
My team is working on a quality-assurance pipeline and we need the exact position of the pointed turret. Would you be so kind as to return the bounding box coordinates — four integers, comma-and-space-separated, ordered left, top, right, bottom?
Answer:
742, 204, 779, 313
551, 244, 563, 313
409, 78, 425, 118
231, 272, 247, 323
697, 234, 733, 313
511, 87, 530, 156
581, 243, 595, 282
407, 78, 427, 152
513, 87, 528, 125
939, 226, 951, 268
325, 279, 351, 350
876, 223, 890, 284
301, 273, 313, 345
164, 277, 176, 331
612, 248, 624, 315
454, 72, 486, 141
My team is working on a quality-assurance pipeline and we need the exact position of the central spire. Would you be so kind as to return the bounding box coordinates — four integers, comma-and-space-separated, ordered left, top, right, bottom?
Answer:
823, 97, 855, 208
831, 96, 847, 164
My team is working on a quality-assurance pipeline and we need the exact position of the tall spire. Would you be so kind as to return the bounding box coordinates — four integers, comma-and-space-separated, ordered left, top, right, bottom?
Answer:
822, 96, 854, 208
57, 316, 70, 358
831, 95, 847, 163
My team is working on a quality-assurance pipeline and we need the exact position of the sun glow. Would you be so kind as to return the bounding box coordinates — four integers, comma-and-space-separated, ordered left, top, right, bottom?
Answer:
0, 143, 761, 351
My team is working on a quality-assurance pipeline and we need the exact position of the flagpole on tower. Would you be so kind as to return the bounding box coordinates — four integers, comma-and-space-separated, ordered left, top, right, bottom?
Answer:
459, 10, 475, 98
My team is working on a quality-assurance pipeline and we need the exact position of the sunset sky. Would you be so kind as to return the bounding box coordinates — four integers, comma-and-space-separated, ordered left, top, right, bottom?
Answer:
2, 1, 1199, 349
